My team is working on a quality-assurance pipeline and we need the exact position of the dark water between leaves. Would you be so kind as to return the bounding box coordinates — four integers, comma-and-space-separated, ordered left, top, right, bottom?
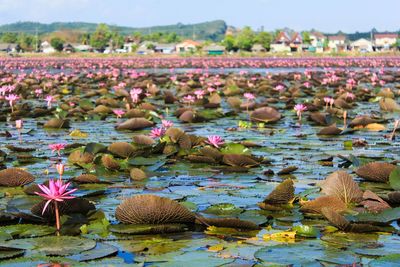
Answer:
0, 66, 400, 266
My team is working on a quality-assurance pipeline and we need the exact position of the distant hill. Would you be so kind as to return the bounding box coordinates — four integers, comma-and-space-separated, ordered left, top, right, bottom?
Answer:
0, 20, 228, 41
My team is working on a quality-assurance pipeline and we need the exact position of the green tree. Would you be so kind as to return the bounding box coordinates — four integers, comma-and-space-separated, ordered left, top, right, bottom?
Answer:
50, 37, 65, 52
222, 35, 236, 51
165, 32, 180, 43
255, 31, 273, 50
90, 23, 111, 50
1, 32, 18, 43
302, 31, 311, 44
235, 26, 255, 51
17, 33, 35, 51
110, 31, 124, 49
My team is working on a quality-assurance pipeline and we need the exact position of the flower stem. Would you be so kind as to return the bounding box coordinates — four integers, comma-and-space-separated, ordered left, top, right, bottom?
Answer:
54, 201, 61, 235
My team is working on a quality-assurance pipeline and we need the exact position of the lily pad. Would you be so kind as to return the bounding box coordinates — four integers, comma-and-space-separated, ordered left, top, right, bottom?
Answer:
2, 236, 96, 256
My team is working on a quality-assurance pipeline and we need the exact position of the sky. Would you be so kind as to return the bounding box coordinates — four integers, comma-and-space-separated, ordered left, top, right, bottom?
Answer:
0, 0, 399, 33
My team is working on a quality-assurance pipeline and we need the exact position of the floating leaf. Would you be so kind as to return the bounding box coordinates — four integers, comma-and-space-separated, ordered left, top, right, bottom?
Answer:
369, 254, 400, 266
67, 243, 118, 262
2, 236, 96, 256
389, 167, 400, 190
292, 225, 320, 238
69, 129, 88, 138
320, 171, 363, 204
220, 143, 250, 155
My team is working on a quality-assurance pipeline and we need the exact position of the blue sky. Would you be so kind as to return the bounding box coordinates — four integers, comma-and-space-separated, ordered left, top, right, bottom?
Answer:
0, 0, 399, 33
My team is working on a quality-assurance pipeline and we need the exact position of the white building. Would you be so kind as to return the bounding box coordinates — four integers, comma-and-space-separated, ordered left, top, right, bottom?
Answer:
40, 41, 55, 53
351, 38, 373, 52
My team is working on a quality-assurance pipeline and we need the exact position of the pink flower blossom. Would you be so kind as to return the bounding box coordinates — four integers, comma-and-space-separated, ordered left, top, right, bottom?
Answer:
15, 119, 23, 129
194, 90, 205, 99
205, 135, 225, 148
274, 84, 285, 92
35, 179, 77, 215
346, 92, 356, 100
130, 88, 142, 103
243, 93, 255, 101
5, 94, 19, 112
161, 120, 173, 129
113, 109, 125, 118
49, 143, 67, 156
45, 95, 55, 109
294, 104, 307, 120
149, 127, 165, 139
183, 95, 195, 104
35, 89, 43, 97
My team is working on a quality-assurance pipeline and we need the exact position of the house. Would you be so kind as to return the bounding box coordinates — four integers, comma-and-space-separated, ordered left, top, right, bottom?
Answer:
136, 41, 156, 55
203, 45, 225, 55
0, 43, 18, 53
270, 32, 291, 52
63, 44, 75, 53
374, 33, 398, 50
351, 38, 373, 52
72, 44, 92, 52
40, 41, 55, 53
123, 43, 135, 53
309, 32, 326, 47
154, 44, 176, 54
251, 44, 266, 53
176, 40, 200, 53
328, 35, 347, 52
290, 32, 303, 52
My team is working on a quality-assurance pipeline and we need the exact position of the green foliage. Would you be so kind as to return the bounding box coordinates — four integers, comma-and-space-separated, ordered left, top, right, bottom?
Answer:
0, 32, 18, 43
90, 23, 111, 50
223, 35, 236, 51
255, 31, 273, 49
50, 37, 65, 51
302, 31, 311, 44
235, 26, 255, 51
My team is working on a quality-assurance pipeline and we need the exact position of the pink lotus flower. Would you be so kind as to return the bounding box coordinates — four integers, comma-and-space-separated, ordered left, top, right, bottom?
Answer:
149, 127, 165, 139
324, 97, 334, 108
5, 94, 19, 112
35, 179, 77, 214
161, 120, 173, 129
346, 92, 356, 101
35, 179, 77, 232
183, 95, 195, 105
49, 143, 67, 156
243, 93, 255, 101
56, 163, 64, 177
274, 84, 285, 92
194, 90, 205, 99
113, 109, 125, 119
35, 89, 43, 97
294, 104, 307, 121
45, 95, 55, 109
15, 119, 23, 129
130, 88, 142, 104
205, 135, 225, 148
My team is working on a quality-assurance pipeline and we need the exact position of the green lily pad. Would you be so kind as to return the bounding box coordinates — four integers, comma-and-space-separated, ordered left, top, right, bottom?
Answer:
68, 243, 118, 262
84, 142, 107, 154
0, 255, 78, 267
203, 203, 243, 216
369, 254, 400, 266
0, 248, 25, 260
292, 225, 320, 238
351, 207, 400, 223
156, 251, 234, 267
128, 156, 162, 166
0, 224, 55, 239
389, 167, 400, 190
220, 143, 251, 155
2, 236, 96, 256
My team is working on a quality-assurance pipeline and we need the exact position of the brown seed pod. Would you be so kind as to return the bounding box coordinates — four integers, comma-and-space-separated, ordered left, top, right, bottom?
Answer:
44, 118, 70, 129
355, 162, 396, 182
260, 179, 295, 205
196, 217, 260, 230
0, 168, 35, 187
108, 142, 136, 158
71, 174, 100, 184
115, 195, 196, 224
101, 155, 120, 170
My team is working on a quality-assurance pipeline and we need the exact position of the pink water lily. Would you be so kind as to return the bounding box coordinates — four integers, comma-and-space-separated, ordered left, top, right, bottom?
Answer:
243, 93, 255, 101
35, 179, 77, 233
205, 135, 225, 148
294, 104, 307, 121
49, 143, 67, 156
113, 109, 125, 119
183, 95, 195, 105
45, 95, 55, 109
15, 119, 23, 143
161, 120, 173, 129
5, 94, 19, 113
130, 88, 142, 104
149, 127, 165, 139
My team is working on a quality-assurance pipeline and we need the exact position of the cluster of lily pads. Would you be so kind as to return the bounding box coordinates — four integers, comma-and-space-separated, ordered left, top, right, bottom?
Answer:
0, 57, 400, 266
